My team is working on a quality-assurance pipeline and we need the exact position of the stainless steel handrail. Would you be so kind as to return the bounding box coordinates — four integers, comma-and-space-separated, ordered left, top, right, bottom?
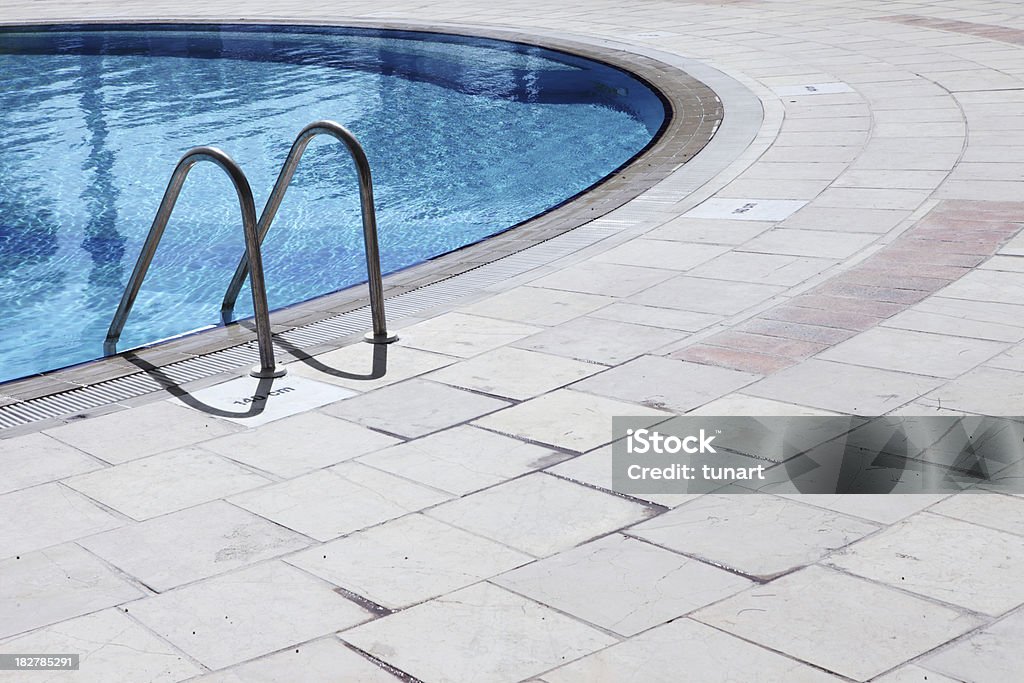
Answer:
104, 147, 285, 378
220, 120, 396, 344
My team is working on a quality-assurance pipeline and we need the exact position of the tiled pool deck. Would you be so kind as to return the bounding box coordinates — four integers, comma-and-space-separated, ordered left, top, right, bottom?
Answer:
3, 0, 1024, 681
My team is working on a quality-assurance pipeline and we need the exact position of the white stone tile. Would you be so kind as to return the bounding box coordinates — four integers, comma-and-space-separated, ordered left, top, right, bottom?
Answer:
0, 433, 101, 495
547, 447, 704, 507
929, 491, 1024, 536
0, 544, 144, 640
426, 346, 601, 400
395, 312, 541, 358
288, 343, 457, 392
171, 375, 357, 428
689, 394, 840, 416
881, 309, 1024, 343
458, 287, 614, 326
572, 356, 759, 414
357, 425, 564, 496
129, 562, 372, 670
322, 379, 508, 438
921, 609, 1024, 683
923, 366, 1024, 415
341, 583, 615, 683
630, 494, 877, 578
287, 514, 530, 609
694, 566, 982, 681
645, 217, 774, 245
80, 501, 312, 592
774, 82, 855, 96
739, 228, 876, 259
530, 261, 677, 297
65, 447, 270, 521
0, 483, 123, 560
745, 359, 944, 415
229, 462, 450, 541
685, 198, 808, 222
629, 276, 785, 315
818, 328, 1007, 379
495, 534, 750, 636
0, 609, 200, 682
591, 240, 728, 270
688, 252, 835, 286
588, 302, 720, 332
827, 512, 1024, 615
192, 637, 399, 682
428, 473, 654, 557
544, 618, 843, 683
938, 269, 1024, 306
473, 389, 670, 453
775, 494, 947, 525
45, 401, 241, 464
780, 206, 911, 233
814, 187, 931, 210
202, 411, 400, 478
512, 316, 689, 365
872, 665, 960, 683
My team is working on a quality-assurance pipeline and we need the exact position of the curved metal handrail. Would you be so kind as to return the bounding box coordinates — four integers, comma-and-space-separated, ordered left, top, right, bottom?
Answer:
104, 147, 284, 378
220, 120, 396, 344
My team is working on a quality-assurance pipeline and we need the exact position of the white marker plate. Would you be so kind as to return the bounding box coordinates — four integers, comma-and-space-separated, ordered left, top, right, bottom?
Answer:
173, 375, 356, 427
774, 82, 855, 97
684, 198, 808, 222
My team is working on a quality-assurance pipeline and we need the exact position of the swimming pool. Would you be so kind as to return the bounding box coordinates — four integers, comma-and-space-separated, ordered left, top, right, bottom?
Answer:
0, 23, 666, 383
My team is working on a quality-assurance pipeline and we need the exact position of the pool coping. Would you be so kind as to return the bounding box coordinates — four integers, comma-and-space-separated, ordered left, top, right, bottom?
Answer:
0, 18, 756, 433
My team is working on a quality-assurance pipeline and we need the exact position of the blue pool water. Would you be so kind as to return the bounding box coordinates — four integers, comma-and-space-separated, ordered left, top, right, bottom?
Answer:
0, 24, 665, 383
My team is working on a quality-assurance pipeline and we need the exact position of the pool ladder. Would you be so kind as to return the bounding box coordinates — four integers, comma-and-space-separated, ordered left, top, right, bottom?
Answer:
104, 121, 396, 378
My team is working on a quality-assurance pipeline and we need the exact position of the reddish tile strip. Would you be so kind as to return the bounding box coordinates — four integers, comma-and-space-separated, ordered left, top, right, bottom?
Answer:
879, 15, 1024, 46
676, 201, 1024, 374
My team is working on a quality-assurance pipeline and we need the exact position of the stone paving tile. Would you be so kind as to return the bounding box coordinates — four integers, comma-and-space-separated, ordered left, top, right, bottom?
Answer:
128, 561, 373, 671
587, 301, 720, 332
201, 411, 400, 478
644, 217, 774, 245
827, 512, 1024, 615
495, 534, 751, 636
688, 393, 840, 416
512, 315, 689, 365
0, 609, 201, 682
775, 494, 948, 525
817, 327, 1008, 378
80, 501, 312, 592
0, 544, 145, 640
426, 346, 601, 400
738, 318, 858, 345
458, 287, 614, 326
936, 269, 1024, 305
229, 462, 450, 542
322, 379, 508, 438
760, 304, 881, 331
473, 389, 670, 453
427, 473, 655, 557
745, 359, 945, 415
629, 494, 878, 578
572, 356, 760, 413
871, 665, 961, 683
780, 206, 912, 233
193, 637, 400, 682
688, 251, 835, 286
0, 433, 101, 495
0, 483, 123, 560
393, 312, 541, 358
44, 401, 242, 464
881, 308, 1024, 343
923, 366, 1024, 415
357, 425, 565, 496
530, 260, 677, 297
920, 608, 1024, 683
287, 514, 531, 610
699, 330, 827, 359
590, 239, 728, 270
929, 491, 1024, 536
740, 229, 876, 259
288, 343, 457, 392
694, 565, 983, 681
542, 618, 844, 683
64, 447, 270, 521
629, 276, 785, 315
341, 582, 616, 683
670, 344, 795, 374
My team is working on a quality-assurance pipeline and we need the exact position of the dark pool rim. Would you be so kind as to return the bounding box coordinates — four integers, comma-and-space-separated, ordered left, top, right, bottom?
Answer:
0, 18, 723, 416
